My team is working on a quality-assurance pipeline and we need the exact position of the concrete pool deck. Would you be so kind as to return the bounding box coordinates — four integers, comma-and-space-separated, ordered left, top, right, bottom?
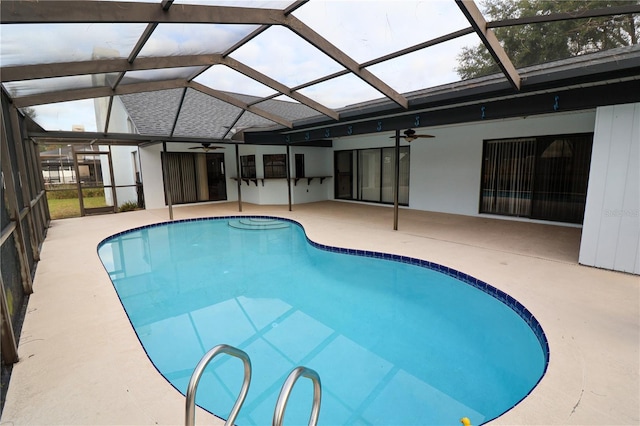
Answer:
1, 201, 638, 425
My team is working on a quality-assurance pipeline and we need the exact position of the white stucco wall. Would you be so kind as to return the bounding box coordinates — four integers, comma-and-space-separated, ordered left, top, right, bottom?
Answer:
411, 111, 597, 216
331, 110, 597, 217
140, 144, 165, 209
579, 103, 640, 274
135, 109, 602, 224
290, 146, 332, 204
140, 143, 335, 209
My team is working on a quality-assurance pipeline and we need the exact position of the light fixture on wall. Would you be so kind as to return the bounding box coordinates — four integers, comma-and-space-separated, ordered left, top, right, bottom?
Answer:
390, 128, 435, 142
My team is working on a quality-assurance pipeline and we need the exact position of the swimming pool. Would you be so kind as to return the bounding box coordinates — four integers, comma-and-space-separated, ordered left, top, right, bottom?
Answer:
98, 216, 548, 425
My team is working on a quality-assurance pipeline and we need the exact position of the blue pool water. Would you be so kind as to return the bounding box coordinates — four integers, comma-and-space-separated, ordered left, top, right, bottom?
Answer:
98, 217, 548, 425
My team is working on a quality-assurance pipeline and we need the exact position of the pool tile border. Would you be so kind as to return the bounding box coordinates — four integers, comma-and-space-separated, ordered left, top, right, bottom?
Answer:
98, 214, 550, 422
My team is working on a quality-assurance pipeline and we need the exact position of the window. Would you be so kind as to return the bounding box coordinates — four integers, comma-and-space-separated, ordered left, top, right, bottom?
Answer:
480, 133, 593, 223
240, 155, 256, 179
295, 154, 305, 178
263, 154, 287, 178
335, 146, 410, 205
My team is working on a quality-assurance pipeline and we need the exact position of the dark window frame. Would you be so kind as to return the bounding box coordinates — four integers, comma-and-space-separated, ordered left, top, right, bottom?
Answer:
240, 154, 256, 179
479, 132, 593, 223
334, 146, 410, 206
295, 153, 305, 178
263, 153, 287, 178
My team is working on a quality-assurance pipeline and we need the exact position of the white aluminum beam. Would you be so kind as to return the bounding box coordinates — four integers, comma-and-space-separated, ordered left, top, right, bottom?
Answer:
1, 55, 220, 82
12, 79, 187, 108
0, 1, 286, 25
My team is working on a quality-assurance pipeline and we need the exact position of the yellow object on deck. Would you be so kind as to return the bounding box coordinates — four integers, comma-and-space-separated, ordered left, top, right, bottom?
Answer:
460, 417, 471, 426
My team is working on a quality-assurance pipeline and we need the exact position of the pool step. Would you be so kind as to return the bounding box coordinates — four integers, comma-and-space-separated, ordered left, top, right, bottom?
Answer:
228, 218, 290, 230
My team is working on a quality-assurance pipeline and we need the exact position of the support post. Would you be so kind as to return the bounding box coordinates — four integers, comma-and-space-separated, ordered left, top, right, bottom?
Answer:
0, 105, 33, 294
73, 147, 85, 216
393, 129, 400, 231
162, 142, 173, 220
107, 145, 118, 212
0, 275, 19, 364
9, 107, 39, 261
286, 144, 292, 212
235, 144, 242, 212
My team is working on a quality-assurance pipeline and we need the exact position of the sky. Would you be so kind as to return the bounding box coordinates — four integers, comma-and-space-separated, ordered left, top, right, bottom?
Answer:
0, 0, 480, 132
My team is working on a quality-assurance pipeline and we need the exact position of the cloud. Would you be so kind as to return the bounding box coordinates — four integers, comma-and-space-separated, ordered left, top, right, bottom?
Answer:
231, 25, 344, 87
298, 74, 381, 109
292, 0, 471, 63
138, 23, 260, 57
31, 100, 98, 132
367, 32, 479, 93
194, 65, 277, 98
1, 23, 146, 66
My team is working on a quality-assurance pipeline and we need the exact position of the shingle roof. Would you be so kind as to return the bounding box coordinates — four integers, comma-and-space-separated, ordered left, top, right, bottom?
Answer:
120, 88, 321, 140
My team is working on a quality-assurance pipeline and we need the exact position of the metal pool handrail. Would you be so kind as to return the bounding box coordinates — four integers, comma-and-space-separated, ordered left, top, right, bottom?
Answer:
272, 366, 322, 426
185, 344, 252, 426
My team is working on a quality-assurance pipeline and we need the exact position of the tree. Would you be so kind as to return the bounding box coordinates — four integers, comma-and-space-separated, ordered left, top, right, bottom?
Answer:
456, 0, 639, 79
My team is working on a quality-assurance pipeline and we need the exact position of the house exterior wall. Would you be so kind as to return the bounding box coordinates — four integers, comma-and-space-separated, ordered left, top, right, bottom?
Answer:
142, 110, 597, 215
332, 110, 597, 218
141, 144, 333, 209
290, 146, 332, 204
139, 143, 241, 208
140, 144, 165, 209
579, 103, 640, 274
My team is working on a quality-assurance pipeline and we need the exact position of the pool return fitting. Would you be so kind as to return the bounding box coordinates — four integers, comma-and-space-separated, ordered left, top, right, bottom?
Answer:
185, 344, 322, 426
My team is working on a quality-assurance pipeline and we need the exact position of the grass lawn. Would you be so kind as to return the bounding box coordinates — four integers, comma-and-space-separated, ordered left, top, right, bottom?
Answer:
47, 196, 109, 220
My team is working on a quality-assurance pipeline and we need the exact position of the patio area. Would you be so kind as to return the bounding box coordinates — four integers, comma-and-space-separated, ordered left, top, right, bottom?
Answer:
0, 201, 638, 425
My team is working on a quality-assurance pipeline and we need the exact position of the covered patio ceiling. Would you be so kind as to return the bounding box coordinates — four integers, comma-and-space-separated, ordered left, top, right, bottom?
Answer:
1, 0, 639, 147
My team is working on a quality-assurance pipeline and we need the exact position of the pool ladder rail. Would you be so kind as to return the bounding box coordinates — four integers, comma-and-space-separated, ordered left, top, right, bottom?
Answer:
185, 344, 322, 426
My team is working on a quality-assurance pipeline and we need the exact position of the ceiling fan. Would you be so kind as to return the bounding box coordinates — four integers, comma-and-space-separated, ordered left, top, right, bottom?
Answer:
390, 128, 435, 142
189, 143, 225, 152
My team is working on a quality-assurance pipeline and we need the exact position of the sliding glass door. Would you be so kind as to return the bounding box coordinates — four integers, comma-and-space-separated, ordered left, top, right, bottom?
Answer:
335, 150, 353, 199
480, 133, 592, 223
336, 146, 410, 205
162, 152, 227, 205
358, 149, 381, 202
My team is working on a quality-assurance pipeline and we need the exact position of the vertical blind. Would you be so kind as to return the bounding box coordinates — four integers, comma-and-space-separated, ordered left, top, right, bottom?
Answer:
481, 138, 536, 216
480, 134, 593, 223
162, 152, 199, 204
